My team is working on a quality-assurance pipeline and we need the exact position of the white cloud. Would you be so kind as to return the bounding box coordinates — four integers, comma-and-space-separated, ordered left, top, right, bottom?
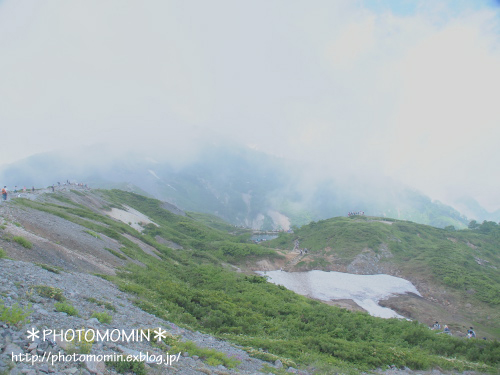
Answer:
0, 0, 499, 210
385, 10, 500, 209
326, 15, 376, 68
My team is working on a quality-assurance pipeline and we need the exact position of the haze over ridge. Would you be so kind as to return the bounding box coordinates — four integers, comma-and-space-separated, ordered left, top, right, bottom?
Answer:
0, 0, 499, 212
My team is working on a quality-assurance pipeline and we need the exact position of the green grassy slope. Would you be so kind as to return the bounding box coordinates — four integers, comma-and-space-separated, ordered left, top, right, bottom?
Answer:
266, 216, 500, 306
12, 191, 500, 373
264, 216, 500, 340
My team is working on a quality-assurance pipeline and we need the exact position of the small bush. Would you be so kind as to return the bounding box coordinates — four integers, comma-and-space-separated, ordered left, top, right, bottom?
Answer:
34, 285, 65, 301
104, 247, 127, 260
67, 328, 94, 354
91, 312, 112, 324
105, 360, 146, 375
0, 248, 6, 258
119, 247, 136, 259
54, 302, 79, 316
36, 263, 62, 274
13, 236, 33, 249
242, 347, 296, 368
0, 301, 32, 326
169, 339, 240, 369
84, 297, 117, 312
118, 282, 145, 295
84, 230, 101, 239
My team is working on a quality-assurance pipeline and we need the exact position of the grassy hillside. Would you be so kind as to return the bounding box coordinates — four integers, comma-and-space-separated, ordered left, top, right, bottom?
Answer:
9, 190, 500, 373
266, 216, 500, 304
264, 216, 500, 338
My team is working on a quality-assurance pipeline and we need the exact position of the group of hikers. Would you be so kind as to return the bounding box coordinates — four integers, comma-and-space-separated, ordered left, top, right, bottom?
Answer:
431, 321, 478, 338
50, 181, 89, 192
2, 186, 36, 200
1, 180, 89, 201
347, 211, 364, 217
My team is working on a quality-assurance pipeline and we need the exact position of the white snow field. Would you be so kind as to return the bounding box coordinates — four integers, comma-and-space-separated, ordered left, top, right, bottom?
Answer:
107, 205, 158, 232
257, 270, 421, 319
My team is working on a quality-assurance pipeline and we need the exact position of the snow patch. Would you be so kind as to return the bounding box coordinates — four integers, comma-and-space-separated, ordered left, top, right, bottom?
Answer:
148, 169, 160, 180
107, 205, 158, 232
257, 270, 421, 319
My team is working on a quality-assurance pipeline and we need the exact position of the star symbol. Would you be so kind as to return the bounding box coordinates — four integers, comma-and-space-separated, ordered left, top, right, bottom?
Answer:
27, 327, 39, 341
153, 327, 167, 342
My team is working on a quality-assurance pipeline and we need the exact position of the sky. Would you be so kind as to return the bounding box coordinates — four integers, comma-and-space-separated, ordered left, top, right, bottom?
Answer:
0, 0, 499, 210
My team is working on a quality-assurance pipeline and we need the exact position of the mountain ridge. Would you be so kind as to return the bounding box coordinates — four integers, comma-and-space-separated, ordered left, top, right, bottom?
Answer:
0, 146, 477, 230
0, 188, 498, 374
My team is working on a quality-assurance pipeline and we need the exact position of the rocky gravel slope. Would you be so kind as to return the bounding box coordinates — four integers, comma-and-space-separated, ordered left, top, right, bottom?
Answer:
0, 258, 297, 375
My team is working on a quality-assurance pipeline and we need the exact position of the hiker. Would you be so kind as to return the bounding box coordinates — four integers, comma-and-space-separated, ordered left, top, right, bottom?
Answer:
32, 186, 35, 192
2, 186, 7, 201
443, 325, 451, 335
432, 321, 441, 330
467, 327, 476, 338
51, 185, 55, 192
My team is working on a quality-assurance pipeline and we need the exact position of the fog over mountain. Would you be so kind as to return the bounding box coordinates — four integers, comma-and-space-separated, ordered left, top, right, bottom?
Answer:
0, 0, 499, 225
0, 142, 480, 230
